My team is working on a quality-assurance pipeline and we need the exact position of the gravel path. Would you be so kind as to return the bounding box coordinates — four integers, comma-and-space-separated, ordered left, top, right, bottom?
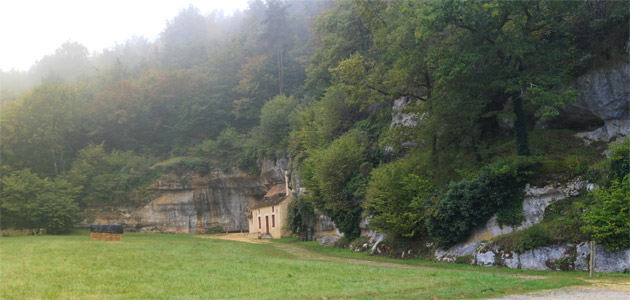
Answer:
485, 286, 630, 300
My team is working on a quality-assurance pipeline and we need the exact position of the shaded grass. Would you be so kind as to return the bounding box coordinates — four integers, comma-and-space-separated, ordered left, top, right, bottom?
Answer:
0, 232, 603, 299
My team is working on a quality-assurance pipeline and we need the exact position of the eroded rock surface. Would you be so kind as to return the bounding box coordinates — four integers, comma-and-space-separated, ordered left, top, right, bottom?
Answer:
82, 157, 290, 233
475, 242, 630, 273
436, 178, 586, 261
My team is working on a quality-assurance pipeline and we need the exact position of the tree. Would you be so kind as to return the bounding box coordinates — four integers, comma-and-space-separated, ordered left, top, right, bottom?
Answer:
422, 1, 581, 156
582, 175, 630, 251
262, 0, 290, 95
306, 0, 374, 96
2, 84, 84, 176
365, 156, 432, 238
0, 170, 81, 234
160, 5, 209, 69
30, 41, 92, 82
259, 94, 296, 150
302, 131, 368, 240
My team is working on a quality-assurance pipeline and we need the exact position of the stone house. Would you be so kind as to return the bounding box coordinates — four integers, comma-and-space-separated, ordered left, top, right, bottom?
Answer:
248, 171, 292, 238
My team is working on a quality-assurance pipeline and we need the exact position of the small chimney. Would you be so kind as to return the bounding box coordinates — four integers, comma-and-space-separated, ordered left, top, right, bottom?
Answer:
284, 170, 290, 196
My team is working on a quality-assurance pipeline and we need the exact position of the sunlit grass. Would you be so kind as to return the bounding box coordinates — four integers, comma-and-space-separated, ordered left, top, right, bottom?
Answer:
0, 232, 597, 299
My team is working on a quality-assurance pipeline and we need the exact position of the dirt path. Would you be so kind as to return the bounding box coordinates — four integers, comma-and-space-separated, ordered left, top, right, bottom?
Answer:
486, 285, 630, 300
197, 233, 629, 299
196, 233, 544, 277
197, 233, 429, 269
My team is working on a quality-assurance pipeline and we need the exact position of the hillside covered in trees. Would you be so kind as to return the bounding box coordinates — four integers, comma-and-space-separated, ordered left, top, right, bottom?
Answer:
1, 0, 628, 252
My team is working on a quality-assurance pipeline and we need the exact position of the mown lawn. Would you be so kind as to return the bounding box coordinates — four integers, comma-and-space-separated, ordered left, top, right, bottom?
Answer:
0, 232, 602, 299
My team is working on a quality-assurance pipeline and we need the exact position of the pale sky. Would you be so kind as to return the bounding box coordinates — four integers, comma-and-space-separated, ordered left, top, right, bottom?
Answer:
0, 0, 249, 71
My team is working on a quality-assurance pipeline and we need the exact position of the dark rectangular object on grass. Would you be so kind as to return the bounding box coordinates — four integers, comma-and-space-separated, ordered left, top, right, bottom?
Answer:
90, 224, 123, 241
90, 224, 123, 234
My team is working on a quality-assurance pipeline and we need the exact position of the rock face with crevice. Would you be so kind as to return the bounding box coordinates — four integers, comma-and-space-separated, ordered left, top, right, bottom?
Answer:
538, 62, 630, 142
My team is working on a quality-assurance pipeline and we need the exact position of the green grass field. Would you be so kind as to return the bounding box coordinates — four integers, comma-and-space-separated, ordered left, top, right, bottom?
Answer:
0, 232, 622, 299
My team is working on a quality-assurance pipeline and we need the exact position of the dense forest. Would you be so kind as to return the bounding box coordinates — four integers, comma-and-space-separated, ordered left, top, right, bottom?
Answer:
1, 0, 628, 251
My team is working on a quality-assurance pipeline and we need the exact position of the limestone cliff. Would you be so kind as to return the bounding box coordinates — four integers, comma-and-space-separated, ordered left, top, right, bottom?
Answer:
432, 177, 629, 273
82, 158, 289, 233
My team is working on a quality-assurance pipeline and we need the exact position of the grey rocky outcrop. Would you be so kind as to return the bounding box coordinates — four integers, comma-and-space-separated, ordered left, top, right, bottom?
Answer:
433, 176, 629, 272
436, 178, 586, 261
538, 62, 630, 142
474, 242, 630, 273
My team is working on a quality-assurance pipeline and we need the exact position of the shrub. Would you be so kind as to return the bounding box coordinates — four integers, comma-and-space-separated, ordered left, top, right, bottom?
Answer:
302, 131, 368, 240
349, 236, 370, 251
425, 156, 540, 249
1, 170, 81, 234
608, 138, 629, 181
491, 194, 590, 253
582, 175, 630, 251
519, 224, 553, 251
334, 236, 350, 249
205, 226, 224, 234
365, 156, 432, 238
286, 196, 316, 235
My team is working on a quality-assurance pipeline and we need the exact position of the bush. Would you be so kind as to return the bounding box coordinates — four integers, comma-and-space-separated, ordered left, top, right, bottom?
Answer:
365, 156, 432, 238
334, 236, 350, 249
582, 175, 630, 251
286, 196, 316, 235
425, 156, 540, 249
349, 236, 370, 252
205, 226, 224, 234
608, 138, 629, 181
1, 170, 81, 234
302, 131, 367, 240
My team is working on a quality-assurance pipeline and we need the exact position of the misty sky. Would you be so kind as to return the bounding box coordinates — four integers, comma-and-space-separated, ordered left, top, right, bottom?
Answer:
0, 0, 248, 71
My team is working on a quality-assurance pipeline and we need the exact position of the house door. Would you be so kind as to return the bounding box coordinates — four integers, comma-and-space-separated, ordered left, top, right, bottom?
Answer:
265, 216, 270, 234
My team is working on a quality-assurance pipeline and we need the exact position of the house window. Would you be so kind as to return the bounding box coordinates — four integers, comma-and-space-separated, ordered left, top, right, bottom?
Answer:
272, 206, 274, 212
258, 217, 261, 229
272, 215, 275, 228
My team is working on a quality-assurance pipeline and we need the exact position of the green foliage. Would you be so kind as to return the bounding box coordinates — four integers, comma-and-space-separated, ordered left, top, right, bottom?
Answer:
582, 176, 630, 251
365, 156, 433, 238
492, 194, 590, 253
0, 170, 80, 234
608, 138, 630, 181
349, 236, 370, 251
258, 95, 297, 151
65, 144, 159, 206
0, 84, 83, 176
333, 236, 350, 249
291, 85, 366, 157
302, 131, 368, 240
426, 156, 541, 249
188, 128, 259, 174
286, 196, 316, 236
